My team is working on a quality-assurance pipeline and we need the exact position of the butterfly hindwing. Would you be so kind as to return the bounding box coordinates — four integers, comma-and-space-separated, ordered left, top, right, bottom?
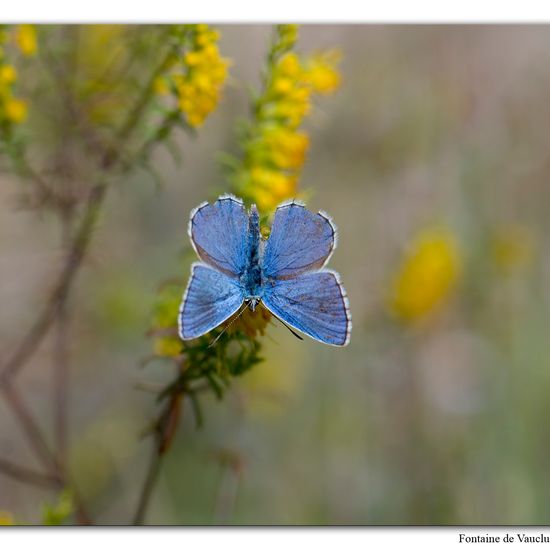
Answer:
262, 201, 336, 280
189, 194, 249, 278
261, 270, 351, 346
178, 263, 244, 340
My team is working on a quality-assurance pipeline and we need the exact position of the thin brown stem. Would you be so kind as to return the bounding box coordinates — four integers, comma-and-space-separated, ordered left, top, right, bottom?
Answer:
0, 33, 178, 382
53, 208, 73, 470
0, 382, 59, 473
0, 180, 107, 382
133, 444, 163, 526
133, 392, 184, 525
0, 457, 60, 489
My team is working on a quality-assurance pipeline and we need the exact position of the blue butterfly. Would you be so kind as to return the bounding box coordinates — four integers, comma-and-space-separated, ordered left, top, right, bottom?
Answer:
178, 194, 351, 346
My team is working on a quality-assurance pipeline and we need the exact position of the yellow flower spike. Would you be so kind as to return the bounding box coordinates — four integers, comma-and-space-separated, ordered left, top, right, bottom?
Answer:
0, 64, 16, 85
15, 24, 37, 56
230, 25, 341, 216
163, 25, 229, 128
5, 97, 27, 123
390, 228, 462, 323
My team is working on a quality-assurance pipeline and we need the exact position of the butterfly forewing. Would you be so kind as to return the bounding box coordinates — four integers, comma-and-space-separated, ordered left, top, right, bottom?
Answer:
262, 201, 336, 280
189, 195, 249, 278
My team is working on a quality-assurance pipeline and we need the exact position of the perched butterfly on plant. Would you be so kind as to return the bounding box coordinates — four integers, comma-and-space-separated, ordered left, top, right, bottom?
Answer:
178, 194, 351, 346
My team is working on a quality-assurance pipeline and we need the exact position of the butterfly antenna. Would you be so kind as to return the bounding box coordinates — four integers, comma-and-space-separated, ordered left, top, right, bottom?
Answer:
274, 317, 304, 341
208, 302, 249, 348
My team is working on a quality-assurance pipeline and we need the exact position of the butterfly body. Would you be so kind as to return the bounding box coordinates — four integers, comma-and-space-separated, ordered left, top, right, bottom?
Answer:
240, 204, 263, 308
179, 195, 351, 346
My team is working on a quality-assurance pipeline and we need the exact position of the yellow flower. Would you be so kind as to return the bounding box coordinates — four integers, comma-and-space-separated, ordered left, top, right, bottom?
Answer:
491, 225, 534, 275
159, 25, 229, 128
304, 51, 341, 94
262, 127, 309, 169
0, 64, 17, 85
15, 25, 37, 56
184, 51, 200, 66
0, 510, 14, 526
5, 97, 27, 123
277, 52, 301, 78
248, 166, 297, 210
390, 228, 461, 323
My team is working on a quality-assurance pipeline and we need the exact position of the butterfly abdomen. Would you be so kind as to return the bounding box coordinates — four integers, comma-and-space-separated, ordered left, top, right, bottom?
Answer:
241, 204, 263, 298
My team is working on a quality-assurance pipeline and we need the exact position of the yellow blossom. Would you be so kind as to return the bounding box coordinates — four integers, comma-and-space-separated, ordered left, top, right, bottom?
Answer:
262, 127, 309, 169
277, 52, 301, 78
248, 166, 297, 211
5, 97, 27, 123
15, 25, 37, 56
184, 51, 200, 66
0, 64, 16, 85
158, 25, 229, 128
390, 228, 461, 323
304, 51, 341, 94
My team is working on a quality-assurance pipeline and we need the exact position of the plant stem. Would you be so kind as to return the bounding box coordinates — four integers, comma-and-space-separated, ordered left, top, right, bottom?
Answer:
133, 445, 163, 525
0, 382, 59, 473
0, 180, 107, 382
0, 457, 59, 489
0, 26, 182, 526
53, 207, 73, 470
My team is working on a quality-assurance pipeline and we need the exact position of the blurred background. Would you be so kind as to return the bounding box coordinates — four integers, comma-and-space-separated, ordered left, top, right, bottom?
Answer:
2, 24, 550, 525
